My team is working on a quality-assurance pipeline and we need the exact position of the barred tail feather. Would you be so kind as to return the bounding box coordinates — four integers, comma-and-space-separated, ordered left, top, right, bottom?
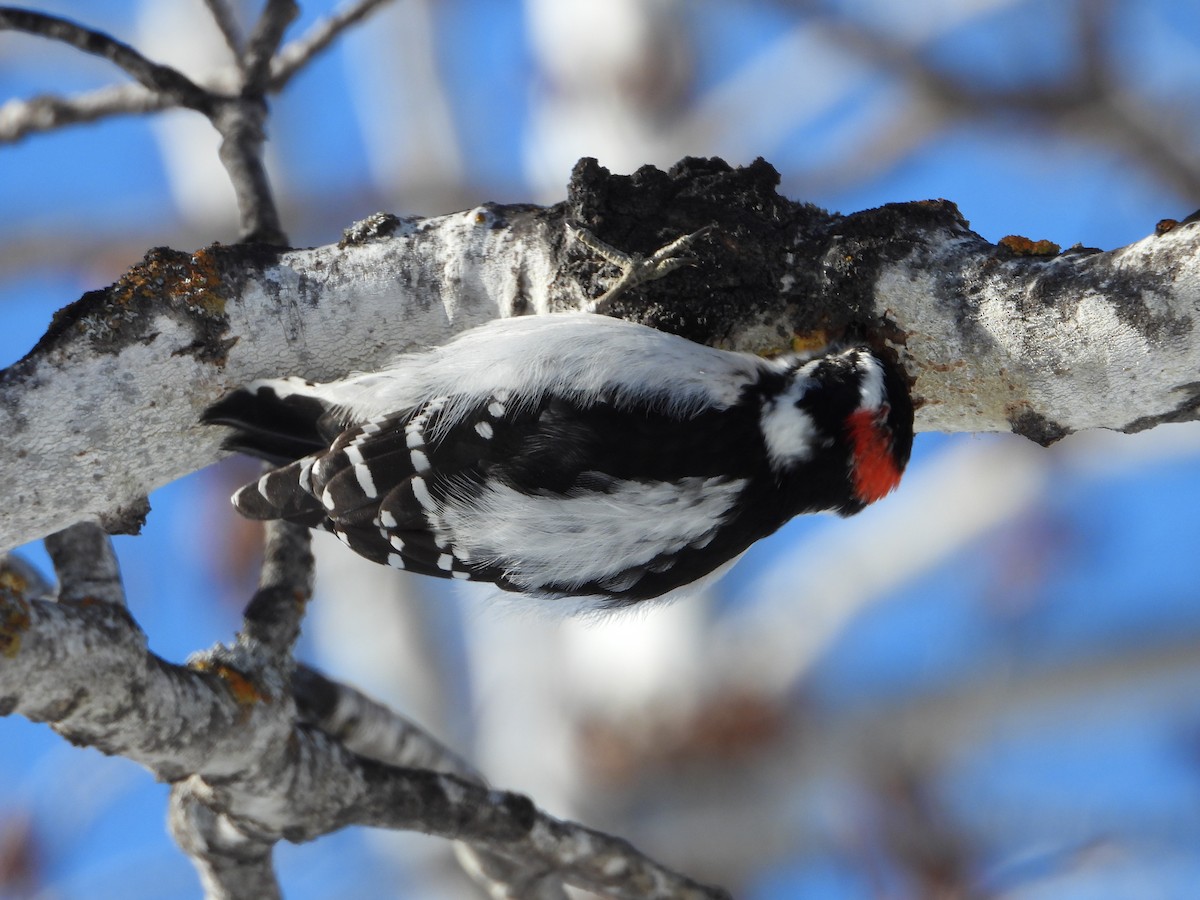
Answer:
231, 457, 326, 524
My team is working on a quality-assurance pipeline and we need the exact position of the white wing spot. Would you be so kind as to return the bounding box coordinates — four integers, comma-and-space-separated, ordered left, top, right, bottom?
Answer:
474, 421, 494, 439
379, 510, 397, 529
487, 401, 506, 418
493, 389, 510, 403
354, 464, 378, 499
321, 486, 336, 510
386, 553, 405, 569
298, 459, 314, 494
437, 553, 453, 571
452, 570, 471, 580
341, 445, 378, 498
411, 476, 436, 513
410, 449, 430, 473
389, 534, 406, 551
405, 422, 425, 449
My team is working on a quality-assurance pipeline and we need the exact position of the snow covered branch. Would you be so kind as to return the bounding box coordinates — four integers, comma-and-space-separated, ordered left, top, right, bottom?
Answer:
3, 157, 1200, 552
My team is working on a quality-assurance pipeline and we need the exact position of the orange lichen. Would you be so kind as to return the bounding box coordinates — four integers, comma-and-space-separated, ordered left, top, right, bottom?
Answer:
998, 235, 1061, 257
110, 245, 227, 318
0, 595, 31, 659
1156, 219, 1179, 236
190, 660, 270, 706
0, 569, 28, 597
183, 247, 228, 317
790, 329, 833, 355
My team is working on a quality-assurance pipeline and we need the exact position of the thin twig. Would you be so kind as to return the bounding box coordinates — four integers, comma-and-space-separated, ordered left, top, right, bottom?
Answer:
205, 1, 298, 245
269, 0, 395, 90
212, 95, 286, 243
0, 84, 169, 143
0, 7, 215, 114
169, 784, 281, 900
202, 0, 246, 62
242, 0, 299, 91
43, 522, 126, 607
242, 518, 313, 657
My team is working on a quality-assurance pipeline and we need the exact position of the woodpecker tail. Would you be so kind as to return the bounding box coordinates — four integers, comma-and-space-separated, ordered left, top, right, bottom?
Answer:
204, 379, 347, 525
203, 378, 341, 465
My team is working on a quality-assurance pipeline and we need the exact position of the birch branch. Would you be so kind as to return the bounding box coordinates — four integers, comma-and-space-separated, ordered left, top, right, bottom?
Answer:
0, 546, 726, 900
3, 157, 1199, 553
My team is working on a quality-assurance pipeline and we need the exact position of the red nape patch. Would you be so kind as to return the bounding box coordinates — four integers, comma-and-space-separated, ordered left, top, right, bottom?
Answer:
846, 407, 902, 504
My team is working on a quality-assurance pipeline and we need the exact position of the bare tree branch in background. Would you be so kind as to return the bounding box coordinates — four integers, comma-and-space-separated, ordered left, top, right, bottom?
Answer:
4, 3, 1200, 899
784, 0, 1200, 200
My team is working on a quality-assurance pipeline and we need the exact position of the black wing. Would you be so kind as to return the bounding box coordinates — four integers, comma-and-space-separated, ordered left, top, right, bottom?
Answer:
227, 389, 785, 605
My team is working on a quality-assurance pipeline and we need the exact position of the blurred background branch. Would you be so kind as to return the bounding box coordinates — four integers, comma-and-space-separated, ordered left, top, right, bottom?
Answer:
2, 1, 1200, 898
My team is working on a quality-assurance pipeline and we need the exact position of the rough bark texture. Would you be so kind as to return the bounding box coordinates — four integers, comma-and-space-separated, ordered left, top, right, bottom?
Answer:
0, 536, 726, 900
9, 156, 1200, 554
3, 157, 1198, 552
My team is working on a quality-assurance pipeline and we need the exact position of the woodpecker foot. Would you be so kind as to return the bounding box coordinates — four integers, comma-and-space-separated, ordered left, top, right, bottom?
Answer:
570, 223, 714, 312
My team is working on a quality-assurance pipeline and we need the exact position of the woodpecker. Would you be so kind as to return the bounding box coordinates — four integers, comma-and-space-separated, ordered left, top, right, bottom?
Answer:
205, 312, 913, 612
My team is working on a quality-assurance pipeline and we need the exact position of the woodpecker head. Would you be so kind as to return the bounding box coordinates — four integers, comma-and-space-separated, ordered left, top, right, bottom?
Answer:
760, 346, 914, 513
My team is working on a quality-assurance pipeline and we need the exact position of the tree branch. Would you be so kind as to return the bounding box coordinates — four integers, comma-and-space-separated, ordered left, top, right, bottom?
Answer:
43, 522, 126, 607
292, 664, 477, 776
0, 554, 726, 898
242, 0, 298, 90
293, 665, 571, 899
0, 0, 392, 146
202, 0, 247, 62
210, 0, 297, 245
0, 82, 171, 142
241, 518, 313, 657
169, 785, 281, 900
3, 157, 1199, 553
268, 0, 395, 90
0, 7, 215, 115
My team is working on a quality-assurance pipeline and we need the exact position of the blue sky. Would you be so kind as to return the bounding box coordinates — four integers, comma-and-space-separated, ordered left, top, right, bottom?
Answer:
3, 2, 1200, 898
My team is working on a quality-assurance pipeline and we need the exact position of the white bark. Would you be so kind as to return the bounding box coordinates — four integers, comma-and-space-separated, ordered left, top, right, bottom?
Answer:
0, 207, 565, 550
2, 157, 1200, 556
3, 162, 1199, 553
891, 220, 1200, 435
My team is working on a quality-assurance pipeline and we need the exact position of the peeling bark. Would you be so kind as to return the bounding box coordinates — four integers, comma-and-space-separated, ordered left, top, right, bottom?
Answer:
3, 156, 1198, 553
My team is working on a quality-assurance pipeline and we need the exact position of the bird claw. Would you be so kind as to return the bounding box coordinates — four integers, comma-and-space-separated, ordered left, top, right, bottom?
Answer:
569, 223, 715, 312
